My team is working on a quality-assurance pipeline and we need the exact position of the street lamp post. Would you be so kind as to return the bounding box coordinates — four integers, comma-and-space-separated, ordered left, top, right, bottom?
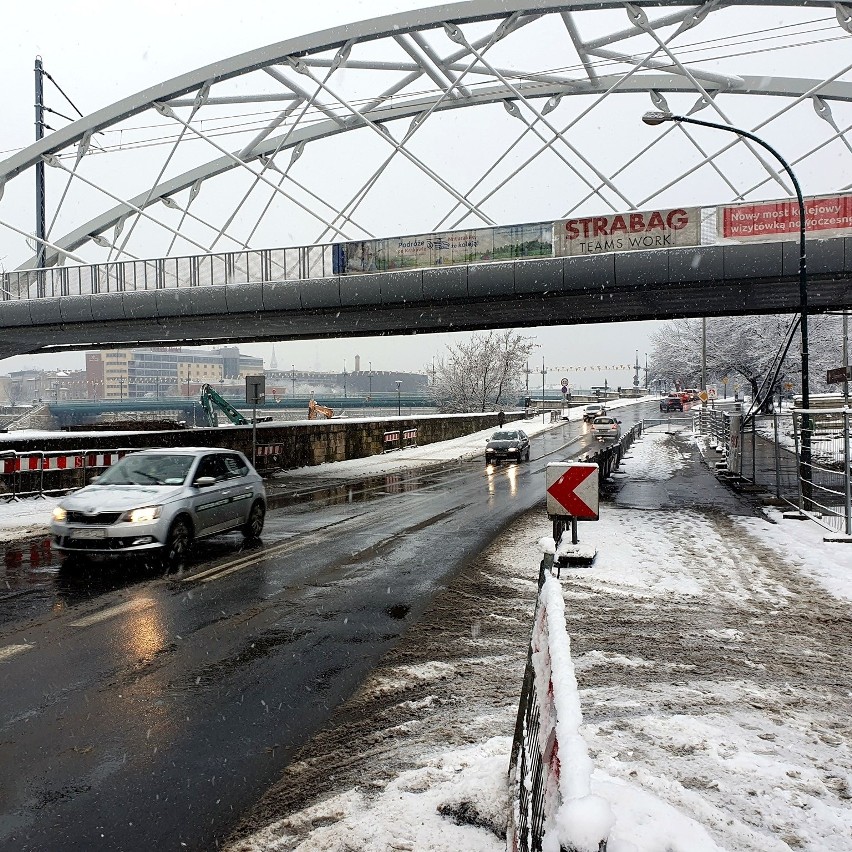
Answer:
368, 361, 372, 399
291, 365, 295, 399
395, 380, 402, 416
642, 111, 811, 508
541, 357, 546, 425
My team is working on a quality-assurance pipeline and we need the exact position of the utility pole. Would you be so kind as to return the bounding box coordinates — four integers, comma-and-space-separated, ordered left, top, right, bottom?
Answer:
34, 57, 46, 276
541, 358, 546, 424
633, 350, 640, 388
291, 365, 296, 399
369, 361, 372, 398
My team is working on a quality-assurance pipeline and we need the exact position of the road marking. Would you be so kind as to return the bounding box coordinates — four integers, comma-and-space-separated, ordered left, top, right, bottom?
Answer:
69, 598, 154, 628
183, 512, 371, 585
0, 643, 34, 662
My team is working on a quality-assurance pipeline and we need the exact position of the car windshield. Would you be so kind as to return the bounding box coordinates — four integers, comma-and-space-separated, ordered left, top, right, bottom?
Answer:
96, 453, 194, 486
491, 431, 518, 441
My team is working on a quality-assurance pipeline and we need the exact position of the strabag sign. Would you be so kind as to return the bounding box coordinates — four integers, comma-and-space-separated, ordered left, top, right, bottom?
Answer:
553, 207, 700, 257
718, 193, 852, 242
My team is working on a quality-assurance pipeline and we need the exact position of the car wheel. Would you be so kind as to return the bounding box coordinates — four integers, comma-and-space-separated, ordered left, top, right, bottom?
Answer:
163, 517, 193, 571
242, 500, 266, 540
524, 448, 530, 462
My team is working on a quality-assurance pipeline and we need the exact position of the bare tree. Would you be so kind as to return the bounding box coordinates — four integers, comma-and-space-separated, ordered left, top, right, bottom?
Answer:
428, 330, 535, 413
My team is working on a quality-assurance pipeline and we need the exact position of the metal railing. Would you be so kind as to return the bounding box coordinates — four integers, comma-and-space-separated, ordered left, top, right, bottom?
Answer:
691, 403, 851, 538
580, 423, 642, 481
2, 245, 335, 300
792, 408, 851, 536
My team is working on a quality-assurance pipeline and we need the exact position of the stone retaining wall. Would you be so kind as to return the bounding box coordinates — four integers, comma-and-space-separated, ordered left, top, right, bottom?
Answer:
0, 413, 520, 493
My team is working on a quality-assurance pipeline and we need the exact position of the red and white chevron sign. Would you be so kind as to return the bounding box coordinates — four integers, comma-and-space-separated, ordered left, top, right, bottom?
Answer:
546, 463, 599, 520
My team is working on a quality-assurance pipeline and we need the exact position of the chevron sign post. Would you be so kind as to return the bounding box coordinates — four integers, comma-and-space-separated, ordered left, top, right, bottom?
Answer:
546, 463, 599, 565
546, 463, 599, 519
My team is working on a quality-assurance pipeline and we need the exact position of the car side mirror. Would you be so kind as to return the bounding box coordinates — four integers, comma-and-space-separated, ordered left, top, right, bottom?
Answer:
194, 476, 217, 488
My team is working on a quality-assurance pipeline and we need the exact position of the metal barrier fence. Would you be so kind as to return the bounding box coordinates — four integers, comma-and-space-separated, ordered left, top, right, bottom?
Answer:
508, 555, 608, 852
691, 404, 851, 538
792, 408, 851, 536
0, 448, 134, 500
580, 423, 642, 481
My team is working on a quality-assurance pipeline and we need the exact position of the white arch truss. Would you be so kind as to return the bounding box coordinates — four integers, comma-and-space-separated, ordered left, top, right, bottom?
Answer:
0, 0, 850, 271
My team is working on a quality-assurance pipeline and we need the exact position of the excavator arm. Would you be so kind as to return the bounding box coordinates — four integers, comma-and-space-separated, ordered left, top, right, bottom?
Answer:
199, 384, 250, 427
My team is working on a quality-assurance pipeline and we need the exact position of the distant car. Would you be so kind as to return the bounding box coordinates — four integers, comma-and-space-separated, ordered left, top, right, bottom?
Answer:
591, 416, 622, 441
660, 395, 684, 412
583, 403, 606, 422
485, 429, 530, 464
50, 447, 266, 569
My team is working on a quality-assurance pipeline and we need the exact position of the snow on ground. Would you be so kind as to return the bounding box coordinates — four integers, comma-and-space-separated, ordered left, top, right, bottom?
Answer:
229, 419, 852, 852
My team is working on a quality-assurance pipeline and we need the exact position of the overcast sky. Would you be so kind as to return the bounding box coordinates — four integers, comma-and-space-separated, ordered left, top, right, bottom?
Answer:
1, 1, 845, 387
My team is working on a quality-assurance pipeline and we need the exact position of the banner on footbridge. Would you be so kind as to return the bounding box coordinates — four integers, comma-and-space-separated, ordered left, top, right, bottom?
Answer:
718, 192, 852, 242
553, 206, 701, 256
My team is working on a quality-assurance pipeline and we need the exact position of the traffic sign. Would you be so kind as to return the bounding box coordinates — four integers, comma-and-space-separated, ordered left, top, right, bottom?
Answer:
561, 385, 568, 395
561, 377, 570, 387
245, 375, 265, 404
707, 386, 717, 399
698, 390, 709, 403
546, 463, 599, 519
827, 366, 852, 384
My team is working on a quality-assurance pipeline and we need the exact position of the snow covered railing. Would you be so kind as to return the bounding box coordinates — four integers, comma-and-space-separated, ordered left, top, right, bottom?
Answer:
508, 554, 612, 852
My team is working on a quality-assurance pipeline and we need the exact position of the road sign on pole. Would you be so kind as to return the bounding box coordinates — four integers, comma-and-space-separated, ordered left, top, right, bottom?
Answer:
827, 366, 852, 384
546, 463, 599, 519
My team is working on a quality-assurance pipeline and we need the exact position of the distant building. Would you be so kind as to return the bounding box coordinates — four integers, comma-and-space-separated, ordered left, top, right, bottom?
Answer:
85, 346, 264, 399
4, 368, 89, 404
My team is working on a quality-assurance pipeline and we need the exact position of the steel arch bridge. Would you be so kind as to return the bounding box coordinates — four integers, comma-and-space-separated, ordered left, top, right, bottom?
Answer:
0, 0, 851, 346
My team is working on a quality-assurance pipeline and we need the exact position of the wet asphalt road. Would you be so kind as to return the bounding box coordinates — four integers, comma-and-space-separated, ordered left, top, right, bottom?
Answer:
0, 404, 660, 851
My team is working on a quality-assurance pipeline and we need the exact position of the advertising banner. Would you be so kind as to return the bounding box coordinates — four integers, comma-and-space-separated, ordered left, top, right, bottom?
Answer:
333, 222, 553, 275
553, 207, 701, 257
718, 193, 852, 242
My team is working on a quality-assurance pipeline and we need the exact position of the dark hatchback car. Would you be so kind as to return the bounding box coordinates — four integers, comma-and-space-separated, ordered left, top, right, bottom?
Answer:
660, 395, 684, 412
485, 429, 530, 464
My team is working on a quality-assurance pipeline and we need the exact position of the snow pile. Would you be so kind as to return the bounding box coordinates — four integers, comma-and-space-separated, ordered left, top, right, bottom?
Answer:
530, 572, 614, 852
618, 430, 687, 480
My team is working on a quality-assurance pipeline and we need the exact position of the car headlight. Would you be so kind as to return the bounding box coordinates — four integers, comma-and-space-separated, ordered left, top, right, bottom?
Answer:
121, 506, 162, 524
52, 506, 67, 522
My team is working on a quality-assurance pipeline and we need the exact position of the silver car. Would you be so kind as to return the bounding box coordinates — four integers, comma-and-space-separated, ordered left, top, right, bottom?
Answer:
50, 447, 266, 568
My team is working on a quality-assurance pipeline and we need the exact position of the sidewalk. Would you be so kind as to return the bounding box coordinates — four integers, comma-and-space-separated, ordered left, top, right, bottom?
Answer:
227, 426, 852, 852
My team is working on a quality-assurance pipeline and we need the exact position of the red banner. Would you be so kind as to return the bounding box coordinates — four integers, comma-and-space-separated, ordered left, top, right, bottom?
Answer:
719, 193, 852, 241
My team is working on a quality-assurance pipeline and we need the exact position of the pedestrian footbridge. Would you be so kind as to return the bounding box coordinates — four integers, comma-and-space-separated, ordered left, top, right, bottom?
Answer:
1, 233, 851, 360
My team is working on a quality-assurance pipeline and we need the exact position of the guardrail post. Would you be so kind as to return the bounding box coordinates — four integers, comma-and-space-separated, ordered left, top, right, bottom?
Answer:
844, 410, 851, 537
774, 413, 782, 500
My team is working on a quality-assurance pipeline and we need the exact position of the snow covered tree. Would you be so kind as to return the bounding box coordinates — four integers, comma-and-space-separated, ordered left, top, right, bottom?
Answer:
428, 330, 535, 412
649, 313, 845, 407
